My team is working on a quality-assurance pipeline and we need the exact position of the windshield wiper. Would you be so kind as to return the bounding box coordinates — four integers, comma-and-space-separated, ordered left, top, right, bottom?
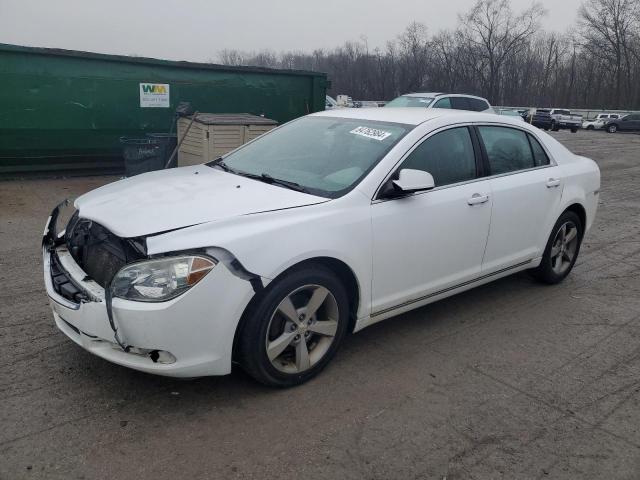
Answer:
208, 157, 235, 173
208, 158, 308, 193
259, 173, 308, 193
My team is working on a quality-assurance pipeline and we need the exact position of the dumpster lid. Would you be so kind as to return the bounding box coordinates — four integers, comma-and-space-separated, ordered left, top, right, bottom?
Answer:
190, 113, 278, 126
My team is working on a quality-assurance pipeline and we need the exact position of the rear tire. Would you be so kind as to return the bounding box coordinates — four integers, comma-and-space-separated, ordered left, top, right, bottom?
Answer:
586, 125, 594, 130
551, 121, 559, 132
530, 211, 583, 285
238, 265, 350, 387
571, 128, 578, 133
607, 124, 617, 133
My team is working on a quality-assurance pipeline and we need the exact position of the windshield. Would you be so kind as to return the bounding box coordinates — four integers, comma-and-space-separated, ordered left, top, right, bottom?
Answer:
208, 116, 412, 198
385, 96, 434, 108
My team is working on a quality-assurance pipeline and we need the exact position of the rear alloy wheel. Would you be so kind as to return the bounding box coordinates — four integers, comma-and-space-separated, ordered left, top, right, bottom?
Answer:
238, 265, 349, 387
530, 211, 583, 284
607, 124, 617, 133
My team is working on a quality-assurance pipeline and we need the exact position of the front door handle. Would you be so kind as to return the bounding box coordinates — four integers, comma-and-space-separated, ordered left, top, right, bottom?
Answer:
467, 193, 489, 205
546, 178, 561, 188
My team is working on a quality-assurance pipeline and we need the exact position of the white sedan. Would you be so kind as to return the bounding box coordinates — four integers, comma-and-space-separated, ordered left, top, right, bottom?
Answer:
43, 108, 600, 386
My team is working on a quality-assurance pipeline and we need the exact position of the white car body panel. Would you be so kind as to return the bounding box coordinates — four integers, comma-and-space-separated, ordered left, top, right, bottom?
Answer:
75, 166, 328, 238
44, 108, 600, 377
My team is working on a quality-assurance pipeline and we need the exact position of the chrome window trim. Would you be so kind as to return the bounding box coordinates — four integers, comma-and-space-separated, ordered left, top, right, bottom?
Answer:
372, 121, 557, 203
475, 122, 557, 168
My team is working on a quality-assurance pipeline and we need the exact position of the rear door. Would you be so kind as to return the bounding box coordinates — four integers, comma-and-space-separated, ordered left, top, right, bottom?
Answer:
477, 125, 563, 273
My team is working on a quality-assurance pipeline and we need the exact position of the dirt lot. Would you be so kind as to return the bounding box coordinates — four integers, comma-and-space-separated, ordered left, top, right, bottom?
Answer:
1, 130, 640, 479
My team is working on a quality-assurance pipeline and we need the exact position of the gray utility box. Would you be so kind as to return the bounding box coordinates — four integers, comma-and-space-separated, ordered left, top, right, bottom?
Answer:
177, 113, 278, 166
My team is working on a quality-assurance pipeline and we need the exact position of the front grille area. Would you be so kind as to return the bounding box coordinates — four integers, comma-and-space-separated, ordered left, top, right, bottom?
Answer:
65, 213, 146, 288
50, 251, 90, 304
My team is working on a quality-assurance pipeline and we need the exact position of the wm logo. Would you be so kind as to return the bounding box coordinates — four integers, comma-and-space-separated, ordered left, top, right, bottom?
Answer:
141, 84, 167, 94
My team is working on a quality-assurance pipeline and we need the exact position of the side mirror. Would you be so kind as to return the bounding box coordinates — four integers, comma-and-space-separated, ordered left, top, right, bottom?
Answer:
379, 169, 435, 198
393, 169, 435, 193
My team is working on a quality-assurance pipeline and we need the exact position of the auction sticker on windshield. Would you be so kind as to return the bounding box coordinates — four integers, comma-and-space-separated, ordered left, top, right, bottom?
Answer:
350, 126, 392, 141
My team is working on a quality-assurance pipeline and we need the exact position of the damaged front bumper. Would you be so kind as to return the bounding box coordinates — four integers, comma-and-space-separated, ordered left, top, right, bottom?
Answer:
42, 203, 257, 377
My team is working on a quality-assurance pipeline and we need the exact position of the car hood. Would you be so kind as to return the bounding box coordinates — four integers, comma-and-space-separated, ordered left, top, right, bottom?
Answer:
74, 165, 329, 237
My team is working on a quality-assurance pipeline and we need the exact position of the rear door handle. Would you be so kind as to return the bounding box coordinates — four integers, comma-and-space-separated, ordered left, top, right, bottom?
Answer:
546, 178, 561, 188
467, 193, 489, 205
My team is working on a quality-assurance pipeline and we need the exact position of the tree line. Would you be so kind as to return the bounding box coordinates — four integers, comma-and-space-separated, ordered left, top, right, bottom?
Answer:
219, 0, 640, 110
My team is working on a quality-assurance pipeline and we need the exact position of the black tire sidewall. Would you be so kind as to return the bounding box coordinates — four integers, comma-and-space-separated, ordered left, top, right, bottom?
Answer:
534, 211, 583, 284
238, 265, 350, 387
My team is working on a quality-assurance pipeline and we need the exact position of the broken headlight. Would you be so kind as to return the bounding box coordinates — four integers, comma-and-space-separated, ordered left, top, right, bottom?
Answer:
111, 255, 216, 302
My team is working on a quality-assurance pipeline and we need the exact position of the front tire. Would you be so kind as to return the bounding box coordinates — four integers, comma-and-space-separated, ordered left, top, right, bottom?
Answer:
551, 121, 559, 132
571, 128, 578, 133
238, 265, 350, 387
530, 211, 583, 284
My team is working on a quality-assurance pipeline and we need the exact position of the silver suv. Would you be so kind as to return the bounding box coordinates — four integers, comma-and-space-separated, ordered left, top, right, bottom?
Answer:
385, 92, 495, 113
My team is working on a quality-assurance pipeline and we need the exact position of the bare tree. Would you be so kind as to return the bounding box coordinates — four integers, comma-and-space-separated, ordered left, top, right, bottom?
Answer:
215, 0, 640, 110
579, 0, 640, 107
458, 0, 546, 103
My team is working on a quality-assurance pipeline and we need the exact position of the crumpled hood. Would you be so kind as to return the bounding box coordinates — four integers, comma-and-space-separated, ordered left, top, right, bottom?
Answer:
74, 165, 328, 237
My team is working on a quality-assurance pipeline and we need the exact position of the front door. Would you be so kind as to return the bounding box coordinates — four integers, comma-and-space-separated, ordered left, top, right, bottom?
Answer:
370, 126, 492, 316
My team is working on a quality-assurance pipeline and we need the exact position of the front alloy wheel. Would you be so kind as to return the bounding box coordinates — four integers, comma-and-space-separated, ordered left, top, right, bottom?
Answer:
238, 265, 349, 387
266, 285, 339, 374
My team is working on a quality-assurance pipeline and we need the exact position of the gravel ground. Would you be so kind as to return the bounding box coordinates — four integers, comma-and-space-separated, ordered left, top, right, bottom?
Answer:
1, 130, 639, 480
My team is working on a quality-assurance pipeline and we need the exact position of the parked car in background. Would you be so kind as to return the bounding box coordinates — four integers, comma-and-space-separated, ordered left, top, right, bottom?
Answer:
357, 101, 380, 108
602, 113, 640, 133
582, 113, 620, 130
549, 109, 582, 132
531, 109, 581, 133
43, 108, 599, 386
385, 92, 495, 113
497, 109, 525, 121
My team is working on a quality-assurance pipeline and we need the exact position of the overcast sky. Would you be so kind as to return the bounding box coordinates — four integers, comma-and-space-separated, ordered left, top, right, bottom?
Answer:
0, 0, 582, 63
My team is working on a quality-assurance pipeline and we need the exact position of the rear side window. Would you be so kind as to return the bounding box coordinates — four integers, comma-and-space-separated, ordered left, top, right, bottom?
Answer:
528, 134, 550, 166
468, 98, 490, 111
401, 127, 477, 186
433, 97, 452, 109
451, 97, 471, 110
478, 126, 535, 175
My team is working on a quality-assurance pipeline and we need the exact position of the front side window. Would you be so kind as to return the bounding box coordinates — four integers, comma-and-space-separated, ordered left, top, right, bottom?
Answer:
478, 126, 535, 175
400, 127, 477, 187
209, 117, 411, 198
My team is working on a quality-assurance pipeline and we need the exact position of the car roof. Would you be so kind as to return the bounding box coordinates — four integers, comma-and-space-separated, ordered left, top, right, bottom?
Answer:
402, 92, 489, 102
311, 107, 509, 126
402, 92, 443, 98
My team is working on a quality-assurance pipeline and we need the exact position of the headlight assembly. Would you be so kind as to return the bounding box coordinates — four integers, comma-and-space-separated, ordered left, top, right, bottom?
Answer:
111, 255, 216, 302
